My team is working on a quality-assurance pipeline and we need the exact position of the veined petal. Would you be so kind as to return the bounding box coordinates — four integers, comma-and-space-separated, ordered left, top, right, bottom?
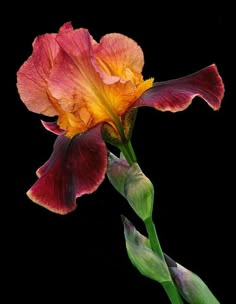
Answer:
16, 33, 60, 116
27, 124, 107, 214
132, 65, 224, 112
94, 33, 144, 84
59, 21, 74, 32
41, 120, 64, 135
48, 29, 140, 137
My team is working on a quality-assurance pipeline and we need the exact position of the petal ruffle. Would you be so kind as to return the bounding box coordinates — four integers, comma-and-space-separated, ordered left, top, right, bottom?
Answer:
132, 64, 224, 112
27, 124, 107, 214
16, 33, 60, 116
94, 33, 144, 84
48, 29, 138, 136
59, 21, 74, 32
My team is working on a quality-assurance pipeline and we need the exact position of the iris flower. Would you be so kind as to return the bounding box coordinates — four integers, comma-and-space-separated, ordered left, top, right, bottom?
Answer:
17, 22, 224, 214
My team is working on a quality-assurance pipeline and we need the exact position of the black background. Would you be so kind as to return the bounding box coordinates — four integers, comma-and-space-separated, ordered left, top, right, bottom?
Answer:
5, 2, 233, 303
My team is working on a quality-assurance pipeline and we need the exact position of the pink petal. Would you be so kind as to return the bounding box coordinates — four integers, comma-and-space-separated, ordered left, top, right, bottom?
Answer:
49, 28, 100, 113
27, 124, 107, 215
48, 29, 135, 127
17, 33, 60, 116
132, 64, 224, 112
59, 22, 74, 32
56, 28, 95, 74
41, 120, 64, 135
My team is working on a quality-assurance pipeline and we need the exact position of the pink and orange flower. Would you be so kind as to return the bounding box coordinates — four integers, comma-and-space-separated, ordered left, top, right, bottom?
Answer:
17, 22, 224, 214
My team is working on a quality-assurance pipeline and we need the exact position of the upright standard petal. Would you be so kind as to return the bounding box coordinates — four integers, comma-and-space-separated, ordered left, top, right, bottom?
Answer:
132, 65, 224, 112
94, 33, 144, 84
16, 33, 61, 116
27, 124, 107, 214
48, 28, 144, 137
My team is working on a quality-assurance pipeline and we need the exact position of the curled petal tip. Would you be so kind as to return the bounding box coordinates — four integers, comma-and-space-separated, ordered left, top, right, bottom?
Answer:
132, 64, 225, 112
208, 64, 225, 110
41, 120, 64, 135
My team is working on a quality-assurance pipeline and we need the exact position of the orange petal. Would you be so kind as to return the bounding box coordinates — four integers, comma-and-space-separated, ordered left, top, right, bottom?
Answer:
94, 33, 144, 85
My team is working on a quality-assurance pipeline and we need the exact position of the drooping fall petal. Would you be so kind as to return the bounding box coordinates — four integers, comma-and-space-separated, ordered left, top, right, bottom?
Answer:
132, 64, 224, 112
27, 124, 107, 214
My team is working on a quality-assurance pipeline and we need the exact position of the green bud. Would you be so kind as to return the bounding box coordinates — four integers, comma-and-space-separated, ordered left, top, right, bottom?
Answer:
165, 254, 220, 304
107, 153, 154, 221
124, 163, 154, 221
107, 152, 130, 196
122, 216, 170, 283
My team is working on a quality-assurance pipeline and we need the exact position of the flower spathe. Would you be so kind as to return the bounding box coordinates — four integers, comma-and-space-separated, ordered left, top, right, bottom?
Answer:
17, 22, 224, 214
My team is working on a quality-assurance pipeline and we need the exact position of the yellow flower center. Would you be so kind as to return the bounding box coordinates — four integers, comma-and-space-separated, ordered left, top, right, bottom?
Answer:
56, 77, 154, 138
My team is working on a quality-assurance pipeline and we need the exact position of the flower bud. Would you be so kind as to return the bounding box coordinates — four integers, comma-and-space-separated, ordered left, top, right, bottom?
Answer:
107, 153, 154, 221
165, 254, 220, 304
124, 163, 154, 221
107, 152, 130, 195
122, 216, 170, 283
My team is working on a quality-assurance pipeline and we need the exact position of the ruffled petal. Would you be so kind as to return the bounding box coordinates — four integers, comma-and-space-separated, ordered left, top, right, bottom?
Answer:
41, 120, 64, 135
16, 33, 60, 116
48, 29, 137, 137
132, 65, 224, 112
94, 33, 144, 84
27, 124, 107, 214
49, 28, 101, 114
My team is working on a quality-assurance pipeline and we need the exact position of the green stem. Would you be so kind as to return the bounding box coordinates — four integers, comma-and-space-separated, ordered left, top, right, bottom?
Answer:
144, 217, 165, 261
118, 139, 183, 303
144, 217, 184, 304
118, 140, 137, 166
162, 282, 185, 304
